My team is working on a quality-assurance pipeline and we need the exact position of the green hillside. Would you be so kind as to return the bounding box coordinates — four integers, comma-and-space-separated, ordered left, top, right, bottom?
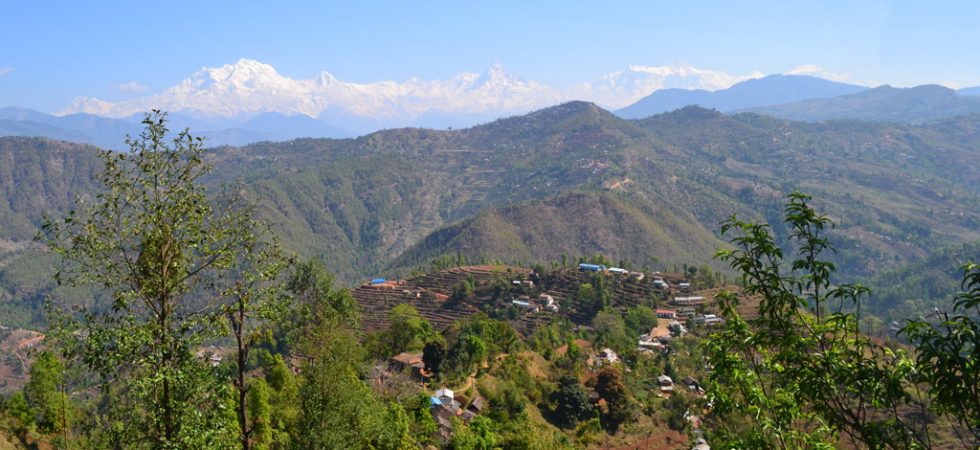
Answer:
390, 190, 726, 273
1, 102, 978, 328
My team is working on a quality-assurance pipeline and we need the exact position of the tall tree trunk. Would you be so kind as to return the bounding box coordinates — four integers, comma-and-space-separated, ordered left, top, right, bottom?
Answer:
231, 289, 252, 450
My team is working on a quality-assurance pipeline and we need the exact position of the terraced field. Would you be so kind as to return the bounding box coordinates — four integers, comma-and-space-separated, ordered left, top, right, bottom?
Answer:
353, 265, 715, 336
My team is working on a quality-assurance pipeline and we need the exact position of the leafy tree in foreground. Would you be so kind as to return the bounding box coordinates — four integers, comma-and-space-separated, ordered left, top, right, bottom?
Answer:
901, 262, 980, 444
224, 241, 289, 450
704, 192, 948, 449
41, 111, 257, 448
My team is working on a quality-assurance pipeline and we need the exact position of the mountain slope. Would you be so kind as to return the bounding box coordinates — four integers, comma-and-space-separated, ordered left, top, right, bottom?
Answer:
742, 85, 980, 123
0, 107, 353, 148
390, 190, 726, 271
1, 102, 979, 328
958, 86, 980, 96
237, 112, 352, 139
616, 74, 866, 119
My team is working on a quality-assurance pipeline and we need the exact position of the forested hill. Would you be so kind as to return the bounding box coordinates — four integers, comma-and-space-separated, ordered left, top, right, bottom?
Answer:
1, 102, 979, 327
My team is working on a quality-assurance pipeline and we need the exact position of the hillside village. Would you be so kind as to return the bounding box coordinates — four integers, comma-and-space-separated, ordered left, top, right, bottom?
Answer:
354, 264, 726, 337
354, 262, 732, 449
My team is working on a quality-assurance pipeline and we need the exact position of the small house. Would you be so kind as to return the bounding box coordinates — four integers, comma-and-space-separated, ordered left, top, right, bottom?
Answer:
672, 296, 705, 306
460, 409, 477, 423
370, 278, 386, 285
693, 314, 725, 326
435, 387, 460, 411
677, 306, 697, 317
467, 396, 486, 414
656, 309, 677, 319
608, 267, 628, 275
512, 300, 538, 312
578, 263, 606, 272
683, 376, 699, 389
596, 348, 619, 365
390, 352, 427, 379
436, 387, 454, 400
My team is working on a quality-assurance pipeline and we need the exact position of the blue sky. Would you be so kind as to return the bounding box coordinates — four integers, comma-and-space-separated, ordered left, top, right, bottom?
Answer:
2, 0, 979, 112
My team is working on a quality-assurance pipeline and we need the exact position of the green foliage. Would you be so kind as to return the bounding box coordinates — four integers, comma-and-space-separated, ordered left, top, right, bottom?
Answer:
901, 262, 980, 443
591, 309, 631, 354
705, 192, 931, 449
246, 379, 272, 450
450, 416, 497, 450
40, 111, 253, 449
409, 393, 438, 446
5, 392, 33, 431
369, 304, 435, 358
279, 259, 359, 353
550, 375, 592, 428
623, 306, 657, 338
434, 316, 520, 382
263, 354, 299, 449
24, 351, 71, 434
296, 324, 414, 450
593, 366, 635, 432
450, 277, 476, 302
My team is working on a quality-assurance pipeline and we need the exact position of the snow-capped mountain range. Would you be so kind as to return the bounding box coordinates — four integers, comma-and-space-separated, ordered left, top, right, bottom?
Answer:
59, 59, 763, 131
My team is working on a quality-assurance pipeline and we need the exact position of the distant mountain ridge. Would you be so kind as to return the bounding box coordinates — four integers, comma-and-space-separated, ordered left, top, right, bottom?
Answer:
0, 107, 353, 149
616, 74, 867, 119
958, 86, 980, 96
742, 84, 980, 123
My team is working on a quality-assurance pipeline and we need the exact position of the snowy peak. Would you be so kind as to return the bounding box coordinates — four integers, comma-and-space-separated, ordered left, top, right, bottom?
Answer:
191, 59, 286, 90
57, 59, 780, 130
573, 64, 763, 108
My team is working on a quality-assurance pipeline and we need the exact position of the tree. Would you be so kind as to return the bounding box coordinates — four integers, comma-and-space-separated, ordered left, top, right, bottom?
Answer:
450, 416, 497, 450
445, 334, 487, 378
296, 323, 414, 450
383, 304, 435, 356
551, 375, 592, 428
245, 379, 272, 450
25, 351, 72, 436
704, 192, 928, 449
223, 242, 288, 450
591, 309, 631, 353
623, 306, 657, 338
422, 338, 447, 377
284, 259, 359, 343
901, 262, 980, 444
41, 111, 252, 448
5, 391, 33, 432
594, 366, 635, 432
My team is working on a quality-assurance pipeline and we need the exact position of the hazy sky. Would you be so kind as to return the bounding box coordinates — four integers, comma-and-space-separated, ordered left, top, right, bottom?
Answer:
2, 0, 978, 112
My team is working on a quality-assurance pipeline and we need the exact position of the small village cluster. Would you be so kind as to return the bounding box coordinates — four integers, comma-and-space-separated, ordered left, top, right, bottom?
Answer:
362, 263, 726, 449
